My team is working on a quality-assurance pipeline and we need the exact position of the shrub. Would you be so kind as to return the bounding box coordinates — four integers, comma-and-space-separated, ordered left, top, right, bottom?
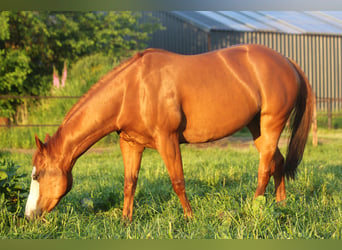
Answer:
68, 53, 116, 91
0, 157, 28, 213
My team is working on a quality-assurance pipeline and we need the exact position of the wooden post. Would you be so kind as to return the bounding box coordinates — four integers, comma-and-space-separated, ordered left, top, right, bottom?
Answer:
0, 117, 10, 128
327, 98, 332, 129
312, 96, 318, 147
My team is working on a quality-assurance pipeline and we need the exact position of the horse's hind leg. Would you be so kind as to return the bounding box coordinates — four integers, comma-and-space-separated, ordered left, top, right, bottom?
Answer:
247, 114, 286, 202
273, 148, 286, 201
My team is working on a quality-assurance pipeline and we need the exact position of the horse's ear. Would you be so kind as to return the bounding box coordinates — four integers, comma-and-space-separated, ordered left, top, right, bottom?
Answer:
44, 133, 51, 143
35, 134, 45, 152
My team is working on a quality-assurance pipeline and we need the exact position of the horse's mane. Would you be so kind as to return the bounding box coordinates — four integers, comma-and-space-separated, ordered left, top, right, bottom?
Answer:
61, 48, 167, 127
62, 52, 139, 126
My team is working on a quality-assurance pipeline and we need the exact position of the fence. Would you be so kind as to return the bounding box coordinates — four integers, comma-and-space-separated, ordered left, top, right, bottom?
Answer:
316, 97, 342, 129
1, 95, 341, 130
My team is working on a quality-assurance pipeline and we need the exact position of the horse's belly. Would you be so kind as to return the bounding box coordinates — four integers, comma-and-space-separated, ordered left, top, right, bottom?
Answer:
181, 107, 256, 143
182, 126, 240, 144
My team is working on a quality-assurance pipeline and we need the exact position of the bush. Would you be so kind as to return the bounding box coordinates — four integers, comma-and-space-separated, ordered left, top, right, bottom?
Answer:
0, 157, 28, 213
68, 53, 116, 90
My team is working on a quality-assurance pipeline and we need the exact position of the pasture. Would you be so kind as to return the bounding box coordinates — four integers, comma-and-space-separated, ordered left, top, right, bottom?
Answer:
0, 131, 341, 239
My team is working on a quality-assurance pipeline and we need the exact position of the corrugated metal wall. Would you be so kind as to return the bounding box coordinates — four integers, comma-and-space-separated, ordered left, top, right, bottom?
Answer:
145, 11, 209, 54
145, 12, 342, 111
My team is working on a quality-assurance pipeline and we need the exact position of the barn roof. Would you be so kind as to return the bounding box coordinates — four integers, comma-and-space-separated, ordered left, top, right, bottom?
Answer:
171, 11, 342, 34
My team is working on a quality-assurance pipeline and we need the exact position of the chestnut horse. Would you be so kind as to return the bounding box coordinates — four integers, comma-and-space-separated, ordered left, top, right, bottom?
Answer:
25, 44, 313, 221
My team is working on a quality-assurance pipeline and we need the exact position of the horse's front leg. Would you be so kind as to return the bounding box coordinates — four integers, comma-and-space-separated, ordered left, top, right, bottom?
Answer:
120, 137, 144, 221
156, 132, 193, 219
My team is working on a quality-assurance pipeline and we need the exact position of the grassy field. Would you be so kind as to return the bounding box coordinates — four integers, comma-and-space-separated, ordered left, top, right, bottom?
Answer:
0, 130, 341, 239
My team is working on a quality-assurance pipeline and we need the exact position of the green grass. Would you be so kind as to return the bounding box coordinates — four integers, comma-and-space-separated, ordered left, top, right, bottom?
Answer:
0, 131, 341, 239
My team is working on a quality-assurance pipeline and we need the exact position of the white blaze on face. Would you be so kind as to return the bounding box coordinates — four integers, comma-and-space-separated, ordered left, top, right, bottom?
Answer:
25, 167, 40, 218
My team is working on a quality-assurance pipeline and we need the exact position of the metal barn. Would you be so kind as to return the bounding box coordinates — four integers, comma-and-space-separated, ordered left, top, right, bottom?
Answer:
144, 11, 342, 111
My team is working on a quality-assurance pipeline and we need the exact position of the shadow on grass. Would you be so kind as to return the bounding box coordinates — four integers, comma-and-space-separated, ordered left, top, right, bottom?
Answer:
68, 171, 256, 218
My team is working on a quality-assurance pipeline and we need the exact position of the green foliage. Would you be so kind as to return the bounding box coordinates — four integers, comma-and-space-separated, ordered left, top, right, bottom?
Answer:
0, 11, 163, 120
0, 156, 28, 213
65, 53, 116, 94
1, 12, 52, 97
0, 12, 9, 40
0, 12, 32, 117
0, 49, 31, 117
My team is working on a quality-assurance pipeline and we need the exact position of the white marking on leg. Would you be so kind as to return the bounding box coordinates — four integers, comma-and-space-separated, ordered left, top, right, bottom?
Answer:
25, 167, 40, 218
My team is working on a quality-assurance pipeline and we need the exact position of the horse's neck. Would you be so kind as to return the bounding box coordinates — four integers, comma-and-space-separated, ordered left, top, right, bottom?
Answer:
47, 52, 143, 170
54, 78, 125, 166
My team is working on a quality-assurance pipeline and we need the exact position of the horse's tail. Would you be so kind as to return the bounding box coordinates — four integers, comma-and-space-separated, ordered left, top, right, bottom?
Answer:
284, 59, 314, 180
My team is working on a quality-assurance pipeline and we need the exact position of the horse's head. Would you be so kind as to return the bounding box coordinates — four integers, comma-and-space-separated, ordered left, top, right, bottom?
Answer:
25, 135, 73, 220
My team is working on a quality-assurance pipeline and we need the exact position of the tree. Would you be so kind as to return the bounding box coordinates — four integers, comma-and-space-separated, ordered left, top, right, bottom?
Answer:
0, 11, 163, 121
0, 12, 32, 118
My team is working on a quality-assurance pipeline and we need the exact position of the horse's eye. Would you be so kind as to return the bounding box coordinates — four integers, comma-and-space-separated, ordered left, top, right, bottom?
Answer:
32, 173, 39, 181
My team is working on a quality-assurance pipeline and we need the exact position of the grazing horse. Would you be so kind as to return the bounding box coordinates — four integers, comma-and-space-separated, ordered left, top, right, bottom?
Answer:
25, 44, 313, 221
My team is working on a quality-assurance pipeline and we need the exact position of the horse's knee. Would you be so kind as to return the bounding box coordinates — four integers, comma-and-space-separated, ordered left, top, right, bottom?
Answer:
270, 150, 285, 177
171, 179, 186, 195
124, 177, 138, 196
